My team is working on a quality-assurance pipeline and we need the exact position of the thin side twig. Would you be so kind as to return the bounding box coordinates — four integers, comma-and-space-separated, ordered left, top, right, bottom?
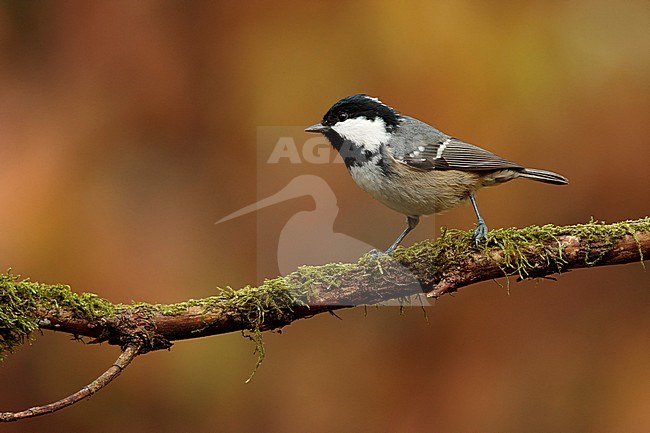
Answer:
0, 345, 140, 422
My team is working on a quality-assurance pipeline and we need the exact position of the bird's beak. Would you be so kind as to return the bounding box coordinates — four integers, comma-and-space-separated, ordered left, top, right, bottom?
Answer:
305, 123, 329, 133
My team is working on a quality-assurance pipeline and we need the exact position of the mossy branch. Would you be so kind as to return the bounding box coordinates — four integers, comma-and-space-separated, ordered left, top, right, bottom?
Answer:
1, 217, 648, 421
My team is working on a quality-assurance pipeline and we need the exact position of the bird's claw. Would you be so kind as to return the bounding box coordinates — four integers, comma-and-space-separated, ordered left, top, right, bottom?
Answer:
368, 248, 387, 258
472, 221, 488, 245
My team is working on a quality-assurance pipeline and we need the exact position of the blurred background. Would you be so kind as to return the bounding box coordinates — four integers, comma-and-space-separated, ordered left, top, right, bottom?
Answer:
0, 1, 648, 432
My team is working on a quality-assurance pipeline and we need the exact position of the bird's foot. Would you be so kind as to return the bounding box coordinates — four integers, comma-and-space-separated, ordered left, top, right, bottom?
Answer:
472, 221, 488, 245
368, 249, 387, 258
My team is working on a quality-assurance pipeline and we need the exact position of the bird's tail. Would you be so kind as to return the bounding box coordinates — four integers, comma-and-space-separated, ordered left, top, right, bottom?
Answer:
519, 168, 569, 185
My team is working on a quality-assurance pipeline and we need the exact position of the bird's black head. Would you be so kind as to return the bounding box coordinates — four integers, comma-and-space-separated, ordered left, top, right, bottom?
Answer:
320, 94, 400, 130
305, 95, 400, 171
305, 94, 401, 145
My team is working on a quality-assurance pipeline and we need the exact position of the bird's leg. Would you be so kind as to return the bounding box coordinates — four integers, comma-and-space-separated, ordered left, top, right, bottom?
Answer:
382, 215, 420, 255
469, 193, 488, 244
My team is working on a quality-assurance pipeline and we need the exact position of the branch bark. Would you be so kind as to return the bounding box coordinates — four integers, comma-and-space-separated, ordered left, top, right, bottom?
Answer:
1, 217, 648, 420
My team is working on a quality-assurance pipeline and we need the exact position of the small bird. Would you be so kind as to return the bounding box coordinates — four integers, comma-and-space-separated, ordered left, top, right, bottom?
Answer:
305, 94, 568, 254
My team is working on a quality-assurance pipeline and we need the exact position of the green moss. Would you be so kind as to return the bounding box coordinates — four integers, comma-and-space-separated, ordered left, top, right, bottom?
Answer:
0, 268, 310, 371
0, 270, 116, 360
392, 227, 472, 283
289, 262, 355, 300
484, 218, 648, 277
2, 217, 647, 368
395, 217, 649, 283
211, 277, 306, 380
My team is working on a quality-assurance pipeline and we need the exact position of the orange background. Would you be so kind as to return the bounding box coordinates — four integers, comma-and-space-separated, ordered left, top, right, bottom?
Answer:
0, 2, 648, 432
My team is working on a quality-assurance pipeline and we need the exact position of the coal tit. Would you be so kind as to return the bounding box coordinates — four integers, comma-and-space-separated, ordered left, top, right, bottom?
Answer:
305, 94, 568, 254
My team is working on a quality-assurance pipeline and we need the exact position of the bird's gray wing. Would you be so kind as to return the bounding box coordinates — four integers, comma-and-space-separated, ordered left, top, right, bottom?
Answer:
390, 117, 523, 172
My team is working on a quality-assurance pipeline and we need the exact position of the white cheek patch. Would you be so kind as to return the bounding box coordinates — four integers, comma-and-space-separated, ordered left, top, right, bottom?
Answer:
331, 117, 390, 152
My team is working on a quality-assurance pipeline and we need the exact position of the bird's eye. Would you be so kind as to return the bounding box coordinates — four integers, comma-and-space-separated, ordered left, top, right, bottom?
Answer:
338, 112, 349, 122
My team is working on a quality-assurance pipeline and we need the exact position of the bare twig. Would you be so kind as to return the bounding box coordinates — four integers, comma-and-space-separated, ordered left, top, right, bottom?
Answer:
0, 345, 140, 422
